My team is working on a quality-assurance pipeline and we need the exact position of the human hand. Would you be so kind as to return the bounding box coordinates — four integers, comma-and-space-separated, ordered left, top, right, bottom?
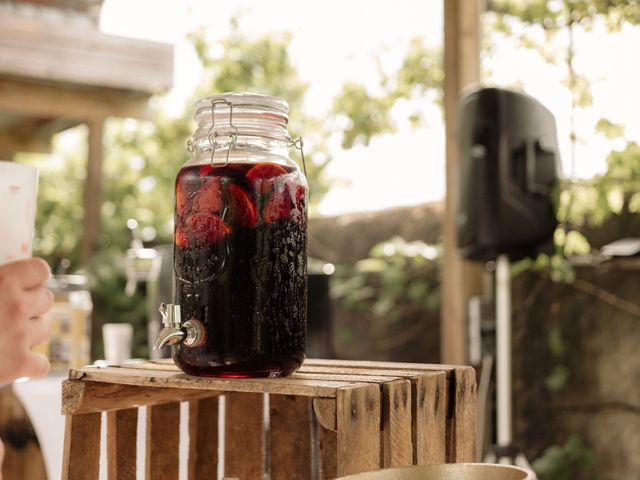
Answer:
0, 258, 53, 384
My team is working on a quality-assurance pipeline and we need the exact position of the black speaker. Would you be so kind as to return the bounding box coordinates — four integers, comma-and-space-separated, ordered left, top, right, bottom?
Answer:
456, 87, 559, 261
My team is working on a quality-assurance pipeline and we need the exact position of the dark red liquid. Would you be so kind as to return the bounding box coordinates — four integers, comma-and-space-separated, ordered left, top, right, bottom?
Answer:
173, 162, 307, 377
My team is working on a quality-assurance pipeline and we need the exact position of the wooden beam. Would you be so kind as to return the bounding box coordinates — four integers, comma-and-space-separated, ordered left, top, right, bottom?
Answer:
442, 0, 484, 365
81, 118, 104, 265
0, 133, 51, 154
0, 79, 151, 120
0, 13, 173, 93
0, 116, 81, 154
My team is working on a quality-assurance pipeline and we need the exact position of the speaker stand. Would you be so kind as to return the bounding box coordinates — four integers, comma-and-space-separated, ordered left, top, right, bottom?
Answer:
484, 255, 533, 471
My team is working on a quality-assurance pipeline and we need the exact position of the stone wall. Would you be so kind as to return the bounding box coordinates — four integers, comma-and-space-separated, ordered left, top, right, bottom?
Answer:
309, 202, 444, 364
513, 266, 640, 480
311, 203, 640, 479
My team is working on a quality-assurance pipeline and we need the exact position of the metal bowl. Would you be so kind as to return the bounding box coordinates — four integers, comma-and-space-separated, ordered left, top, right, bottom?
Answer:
337, 463, 535, 480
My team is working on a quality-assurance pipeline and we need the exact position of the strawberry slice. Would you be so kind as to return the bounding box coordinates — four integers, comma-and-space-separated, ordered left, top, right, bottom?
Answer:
246, 163, 288, 182
247, 163, 288, 196
176, 183, 190, 216
192, 177, 224, 214
175, 226, 189, 247
227, 183, 257, 227
264, 188, 293, 223
199, 164, 215, 177
185, 213, 230, 245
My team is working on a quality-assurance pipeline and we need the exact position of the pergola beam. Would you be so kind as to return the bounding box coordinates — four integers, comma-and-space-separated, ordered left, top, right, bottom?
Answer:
0, 79, 151, 121
441, 0, 485, 365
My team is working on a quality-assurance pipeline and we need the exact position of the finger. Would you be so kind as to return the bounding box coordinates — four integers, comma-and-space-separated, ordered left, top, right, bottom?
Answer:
28, 316, 52, 348
17, 352, 50, 380
0, 258, 51, 290
24, 286, 54, 317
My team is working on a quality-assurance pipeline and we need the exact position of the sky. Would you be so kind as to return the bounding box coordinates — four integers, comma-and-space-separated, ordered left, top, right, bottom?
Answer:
99, 0, 640, 217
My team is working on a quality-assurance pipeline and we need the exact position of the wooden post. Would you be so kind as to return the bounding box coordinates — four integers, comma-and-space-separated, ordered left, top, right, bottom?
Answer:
442, 0, 485, 365
81, 117, 105, 265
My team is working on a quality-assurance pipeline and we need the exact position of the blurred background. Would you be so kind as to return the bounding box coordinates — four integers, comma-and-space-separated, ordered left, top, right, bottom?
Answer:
0, 1, 639, 479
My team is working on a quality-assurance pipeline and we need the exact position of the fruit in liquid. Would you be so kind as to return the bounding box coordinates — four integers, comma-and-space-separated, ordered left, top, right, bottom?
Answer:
173, 161, 307, 377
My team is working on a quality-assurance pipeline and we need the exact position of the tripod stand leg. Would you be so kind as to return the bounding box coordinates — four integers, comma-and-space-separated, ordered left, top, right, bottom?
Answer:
496, 254, 512, 450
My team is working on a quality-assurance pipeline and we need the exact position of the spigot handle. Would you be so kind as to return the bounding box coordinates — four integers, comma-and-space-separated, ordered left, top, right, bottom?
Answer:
159, 303, 182, 328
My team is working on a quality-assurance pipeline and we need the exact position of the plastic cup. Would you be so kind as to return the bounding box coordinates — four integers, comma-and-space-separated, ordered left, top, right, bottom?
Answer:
102, 323, 133, 365
0, 161, 38, 264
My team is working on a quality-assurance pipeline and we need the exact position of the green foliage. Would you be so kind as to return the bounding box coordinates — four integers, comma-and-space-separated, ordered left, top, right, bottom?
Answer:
21, 131, 87, 268
333, 83, 398, 148
89, 249, 149, 359
331, 237, 442, 321
333, 38, 442, 149
533, 435, 602, 480
558, 141, 640, 228
545, 364, 571, 392
488, 0, 640, 29
594, 118, 625, 139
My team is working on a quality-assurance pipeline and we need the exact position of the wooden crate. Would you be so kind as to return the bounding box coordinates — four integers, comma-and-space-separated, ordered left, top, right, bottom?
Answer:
61, 359, 476, 480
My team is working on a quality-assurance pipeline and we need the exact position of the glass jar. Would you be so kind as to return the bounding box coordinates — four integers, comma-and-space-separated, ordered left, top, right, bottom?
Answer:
158, 92, 308, 378
35, 274, 93, 371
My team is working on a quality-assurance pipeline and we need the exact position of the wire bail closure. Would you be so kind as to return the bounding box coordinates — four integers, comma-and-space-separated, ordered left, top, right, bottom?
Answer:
187, 95, 307, 178
207, 98, 238, 166
289, 137, 307, 177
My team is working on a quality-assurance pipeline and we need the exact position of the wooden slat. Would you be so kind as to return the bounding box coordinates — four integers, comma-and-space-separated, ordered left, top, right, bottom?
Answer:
146, 403, 180, 480
270, 395, 313, 480
319, 424, 337, 480
336, 384, 381, 476
188, 397, 218, 480
61, 413, 101, 480
62, 379, 219, 415
304, 359, 459, 373
0, 79, 151, 120
106, 408, 138, 480
449, 367, 477, 462
294, 371, 404, 383
115, 358, 458, 375
414, 372, 447, 464
382, 379, 413, 468
224, 393, 265, 479
69, 365, 369, 398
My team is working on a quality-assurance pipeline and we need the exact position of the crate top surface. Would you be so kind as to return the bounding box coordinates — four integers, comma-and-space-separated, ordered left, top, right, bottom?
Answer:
67, 359, 470, 398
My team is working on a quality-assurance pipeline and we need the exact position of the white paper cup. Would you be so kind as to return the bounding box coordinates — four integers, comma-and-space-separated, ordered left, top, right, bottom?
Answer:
0, 161, 38, 264
102, 323, 133, 365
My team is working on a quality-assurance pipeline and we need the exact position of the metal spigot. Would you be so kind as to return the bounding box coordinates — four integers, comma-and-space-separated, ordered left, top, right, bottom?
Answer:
153, 303, 206, 350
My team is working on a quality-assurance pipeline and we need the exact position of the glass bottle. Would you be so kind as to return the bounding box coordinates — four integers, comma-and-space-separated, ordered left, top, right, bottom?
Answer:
155, 92, 308, 378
